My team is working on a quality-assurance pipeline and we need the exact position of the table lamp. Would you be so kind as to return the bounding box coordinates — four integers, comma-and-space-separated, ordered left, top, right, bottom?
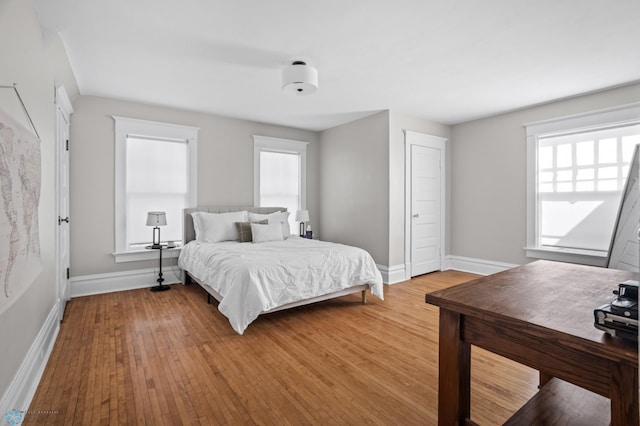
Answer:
295, 210, 309, 237
146, 211, 167, 249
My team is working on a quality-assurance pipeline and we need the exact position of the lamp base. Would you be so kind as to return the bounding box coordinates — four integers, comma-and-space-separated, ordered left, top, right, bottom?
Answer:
150, 284, 171, 292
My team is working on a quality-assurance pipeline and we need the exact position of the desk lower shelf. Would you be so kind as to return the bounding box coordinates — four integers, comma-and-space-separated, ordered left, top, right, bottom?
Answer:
503, 378, 610, 425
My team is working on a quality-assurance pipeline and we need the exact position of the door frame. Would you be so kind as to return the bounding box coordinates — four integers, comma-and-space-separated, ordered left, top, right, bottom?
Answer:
404, 130, 447, 280
55, 85, 73, 322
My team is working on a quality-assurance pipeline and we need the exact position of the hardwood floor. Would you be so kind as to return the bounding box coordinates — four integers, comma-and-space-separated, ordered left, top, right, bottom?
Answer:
26, 271, 539, 425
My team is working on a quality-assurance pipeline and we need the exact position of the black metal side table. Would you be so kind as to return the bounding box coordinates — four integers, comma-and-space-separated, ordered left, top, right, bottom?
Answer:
145, 244, 171, 292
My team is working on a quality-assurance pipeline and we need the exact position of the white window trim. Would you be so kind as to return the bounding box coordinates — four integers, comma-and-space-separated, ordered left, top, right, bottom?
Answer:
253, 135, 308, 210
113, 116, 198, 262
524, 102, 640, 266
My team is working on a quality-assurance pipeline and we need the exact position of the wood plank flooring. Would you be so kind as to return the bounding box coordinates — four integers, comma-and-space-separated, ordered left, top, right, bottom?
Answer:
26, 271, 539, 425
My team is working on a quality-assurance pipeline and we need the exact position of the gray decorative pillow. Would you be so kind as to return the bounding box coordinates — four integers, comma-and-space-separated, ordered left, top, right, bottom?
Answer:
235, 220, 268, 242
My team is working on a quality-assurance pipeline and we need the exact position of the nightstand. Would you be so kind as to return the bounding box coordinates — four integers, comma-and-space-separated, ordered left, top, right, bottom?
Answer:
145, 244, 171, 292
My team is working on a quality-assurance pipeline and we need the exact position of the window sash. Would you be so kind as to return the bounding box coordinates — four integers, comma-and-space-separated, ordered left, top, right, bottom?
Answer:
537, 192, 621, 252
535, 125, 638, 252
125, 137, 189, 248
259, 151, 301, 232
259, 151, 301, 201
537, 124, 639, 195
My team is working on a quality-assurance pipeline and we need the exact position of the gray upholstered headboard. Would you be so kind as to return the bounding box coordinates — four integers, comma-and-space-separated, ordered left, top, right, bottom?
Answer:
183, 206, 286, 244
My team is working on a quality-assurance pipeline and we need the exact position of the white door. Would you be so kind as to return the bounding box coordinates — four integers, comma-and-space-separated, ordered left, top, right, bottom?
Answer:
55, 86, 73, 322
411, 144, 441, 276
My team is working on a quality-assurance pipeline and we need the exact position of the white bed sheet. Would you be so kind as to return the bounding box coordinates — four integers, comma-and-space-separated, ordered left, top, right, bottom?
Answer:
178, 237, 384, 334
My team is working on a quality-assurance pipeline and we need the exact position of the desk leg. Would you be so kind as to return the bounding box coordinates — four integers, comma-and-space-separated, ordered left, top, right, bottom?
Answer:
438, 308, 471, 426
539, 371, 553, 388
610, 362, 639, 426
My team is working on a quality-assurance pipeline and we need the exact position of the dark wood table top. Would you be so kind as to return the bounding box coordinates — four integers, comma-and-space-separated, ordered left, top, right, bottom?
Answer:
426, 260, 638, 367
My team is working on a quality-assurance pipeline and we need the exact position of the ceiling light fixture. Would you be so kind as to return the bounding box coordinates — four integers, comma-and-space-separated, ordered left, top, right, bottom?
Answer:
282, 61, 318, 95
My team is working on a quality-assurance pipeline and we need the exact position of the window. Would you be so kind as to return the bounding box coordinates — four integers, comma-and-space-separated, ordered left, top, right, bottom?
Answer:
525, 103, 640, 265
114, 117, 198, 261
253, 135, 308, 234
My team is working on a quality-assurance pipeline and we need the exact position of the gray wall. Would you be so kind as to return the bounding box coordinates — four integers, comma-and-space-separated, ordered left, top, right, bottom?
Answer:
0, 0, 79, 405
70, 96, 320, 277
319, 111, 390, 265
318, 110, 449, 269
450, 83, 640, 265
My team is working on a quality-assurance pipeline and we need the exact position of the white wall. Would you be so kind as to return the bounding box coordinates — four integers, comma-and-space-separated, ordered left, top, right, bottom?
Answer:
69, 96, 320, 277
450, 83, 640, 266
0, 0, 78, 409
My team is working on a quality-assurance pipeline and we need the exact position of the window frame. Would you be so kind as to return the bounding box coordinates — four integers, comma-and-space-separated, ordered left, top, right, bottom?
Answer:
253, 135, 308, 216
113, 116, 198, 262
524, 102, 640, 266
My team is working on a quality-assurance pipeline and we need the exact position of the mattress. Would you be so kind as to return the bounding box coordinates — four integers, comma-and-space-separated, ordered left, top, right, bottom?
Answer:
178, 237, 384, 334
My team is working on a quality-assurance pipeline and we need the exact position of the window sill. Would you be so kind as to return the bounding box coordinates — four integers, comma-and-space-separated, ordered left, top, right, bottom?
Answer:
524, 246, 607, 267
112, 247, 182, 263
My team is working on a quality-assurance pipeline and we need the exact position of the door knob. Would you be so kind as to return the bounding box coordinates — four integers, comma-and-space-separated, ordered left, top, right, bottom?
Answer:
413, 214, 419, 218
58, 216, 69, 225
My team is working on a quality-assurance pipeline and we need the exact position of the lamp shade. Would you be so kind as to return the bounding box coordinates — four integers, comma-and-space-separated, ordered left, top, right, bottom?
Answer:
295, 210, 310, 222
282, 61, 318, 95
146, 211, 167, 226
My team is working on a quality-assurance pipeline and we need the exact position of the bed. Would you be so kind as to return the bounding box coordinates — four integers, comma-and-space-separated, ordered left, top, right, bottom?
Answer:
178, 206, 384, 334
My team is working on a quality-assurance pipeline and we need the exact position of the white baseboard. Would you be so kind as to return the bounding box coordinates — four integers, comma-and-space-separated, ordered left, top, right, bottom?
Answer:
377, 264, 407, 285
71, 256, 514, 298
70, 267, 183, 298
0, 304, 59, 416
446, 255, 519, 276
378, 257, 516, 283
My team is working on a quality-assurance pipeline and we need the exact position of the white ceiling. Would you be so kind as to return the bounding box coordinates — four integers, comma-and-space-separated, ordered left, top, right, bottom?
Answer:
34, 0, 640, 131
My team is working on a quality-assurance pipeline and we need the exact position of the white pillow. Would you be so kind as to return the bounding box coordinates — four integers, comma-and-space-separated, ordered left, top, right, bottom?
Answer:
191, 211, 248, 242
248, 211, 291, 238
247, 211, 278, 222
251, 222, 284, 243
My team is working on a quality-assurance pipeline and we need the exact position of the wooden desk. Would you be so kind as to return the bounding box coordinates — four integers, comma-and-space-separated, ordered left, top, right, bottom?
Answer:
426, 260, 638, 425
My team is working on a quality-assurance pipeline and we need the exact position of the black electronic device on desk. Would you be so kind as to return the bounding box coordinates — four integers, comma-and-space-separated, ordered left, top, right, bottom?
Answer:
594, 280, 638, 341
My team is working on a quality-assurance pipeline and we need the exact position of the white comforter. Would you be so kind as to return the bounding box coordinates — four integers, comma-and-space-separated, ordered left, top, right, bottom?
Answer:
178, 237, 384, 334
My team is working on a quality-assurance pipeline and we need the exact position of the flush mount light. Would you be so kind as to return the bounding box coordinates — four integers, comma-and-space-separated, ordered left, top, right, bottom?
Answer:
282, 61, 318, 95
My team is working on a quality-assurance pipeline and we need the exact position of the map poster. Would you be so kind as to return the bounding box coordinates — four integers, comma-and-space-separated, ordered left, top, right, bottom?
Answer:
0, 107, 42, 314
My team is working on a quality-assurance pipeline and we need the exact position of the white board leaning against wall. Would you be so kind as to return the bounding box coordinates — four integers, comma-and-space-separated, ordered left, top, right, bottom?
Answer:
607, 144, 640, 272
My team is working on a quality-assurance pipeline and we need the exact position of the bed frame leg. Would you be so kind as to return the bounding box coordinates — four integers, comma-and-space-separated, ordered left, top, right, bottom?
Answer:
361, 290, 367, 304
